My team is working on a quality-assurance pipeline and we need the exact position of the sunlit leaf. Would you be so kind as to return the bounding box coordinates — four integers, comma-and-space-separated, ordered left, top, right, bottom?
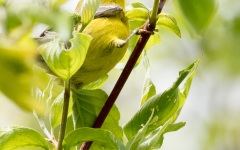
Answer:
49, 92, 72, 128
131, 2, 150, 12
0, 0, 7, 5
4, 6, 72, 41
145, 32, 162, 50
127, 110, 154, 150
80, 0, 100, 31
138, 121, 185, 150
39, 33, 92, 80
124, 59, 200, 139
0, 126, 49, 150
174, 0, 217, 35
126, 8, 149, 22
156, 13, 181, 37
72, 89, 123, 140
0, 35, 47, 114
171, 56, 201, 122
82, 75, 108, 90
63, 127, 125, 150
140, 52, 156, 106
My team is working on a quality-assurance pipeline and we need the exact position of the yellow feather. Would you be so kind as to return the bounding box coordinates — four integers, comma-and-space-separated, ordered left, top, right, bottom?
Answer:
71, 0, 129, 89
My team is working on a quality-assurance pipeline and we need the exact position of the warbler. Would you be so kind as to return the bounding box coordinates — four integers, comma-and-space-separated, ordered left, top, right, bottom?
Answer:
38, 0, 129, 89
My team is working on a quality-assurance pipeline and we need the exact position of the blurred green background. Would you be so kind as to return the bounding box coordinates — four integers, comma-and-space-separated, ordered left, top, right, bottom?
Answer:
1, 0, 240, 149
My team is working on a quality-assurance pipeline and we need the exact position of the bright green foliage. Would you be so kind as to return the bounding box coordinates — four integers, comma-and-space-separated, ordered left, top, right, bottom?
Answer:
0, 3, 74, 113
137, 122, 185, 150
174, 0, 217, 35
0, 0, 201, 150
3, 6, 72, 40
140, 52, 156, 106
72, 89, 123, 140
80, 0, 101, 31
131, 2, 150, 12
0, 34, 48, 114
50, 92, 72, 128
0, 0, 6, 5
156, 13, 181, 37
63, 127, 124, 150
39, 33, 92, 81
124, 58, 200, 140
126, 110, 155, 150
82, 75, 109, 90
0, 126, 49, 150
123, 1, 180, 69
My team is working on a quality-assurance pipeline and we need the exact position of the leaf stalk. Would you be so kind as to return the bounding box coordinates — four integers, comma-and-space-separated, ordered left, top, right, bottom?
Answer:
57, 80, 71, 150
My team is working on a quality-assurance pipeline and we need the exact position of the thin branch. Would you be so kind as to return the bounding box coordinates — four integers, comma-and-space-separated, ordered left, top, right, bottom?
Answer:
80, 0, 166, 150
57, 80, 71, 150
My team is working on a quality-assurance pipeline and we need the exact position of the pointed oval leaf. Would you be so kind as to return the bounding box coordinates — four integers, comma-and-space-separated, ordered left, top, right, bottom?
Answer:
127, 110, 154, 150
131, 2, 150, 12
124, 61, 197, 139
141, 52, 156, 106
126, 8, 149, 22
138, 122, 186, 150
63, 127, 124, 150
156, 13, 181, 37
0, 126, 49, 150
174, 0, 217, 35
72, 89, 123, 140
80, 0, 100, 30
39, 33, 92, 80
145, 32, 162, 50
82, 75, 108, 90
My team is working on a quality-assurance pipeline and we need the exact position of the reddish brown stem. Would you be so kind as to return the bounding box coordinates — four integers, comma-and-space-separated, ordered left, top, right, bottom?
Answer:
80, 0, 166, 150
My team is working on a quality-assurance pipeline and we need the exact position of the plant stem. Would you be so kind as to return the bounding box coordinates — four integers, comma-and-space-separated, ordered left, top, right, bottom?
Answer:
150, 0, 160, 25
80, 1, 166, 149
57, 80, 70, 150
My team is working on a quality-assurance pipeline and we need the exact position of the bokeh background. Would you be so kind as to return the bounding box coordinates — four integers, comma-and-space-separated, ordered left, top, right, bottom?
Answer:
1, 0, 240, 149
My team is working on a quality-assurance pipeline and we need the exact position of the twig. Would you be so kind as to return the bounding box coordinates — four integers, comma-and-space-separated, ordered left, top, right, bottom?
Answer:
57, 80, 71, 150
80, 0, 166, 149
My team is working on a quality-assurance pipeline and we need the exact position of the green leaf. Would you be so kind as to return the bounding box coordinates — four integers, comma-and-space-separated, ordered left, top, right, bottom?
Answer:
0, 126, 49, 150
82, 75, 108, 90
138, 121, 185, 150
80, 0, 101, 30
49, 92, 72, 129
131, 2, 150, 12
72, 89, 123, 140
145, 32, 162, 50
124, 59, 200, 139
39, 33, 92, 80
156, 13, 181, 37
127, 110, 155, 150
63, 127, 125, 150
140, 52, 156, 107
174, 0, 217, 35
164, 122, 186, 133
0, 35, 47, 114
0, 0, 6, 5
4, 6, 72, 40
171, 56, 201, 122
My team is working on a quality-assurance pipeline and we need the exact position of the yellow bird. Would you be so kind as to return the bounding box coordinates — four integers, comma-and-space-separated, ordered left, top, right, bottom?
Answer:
72, 0, 129, 89
38, 0, 129, 89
